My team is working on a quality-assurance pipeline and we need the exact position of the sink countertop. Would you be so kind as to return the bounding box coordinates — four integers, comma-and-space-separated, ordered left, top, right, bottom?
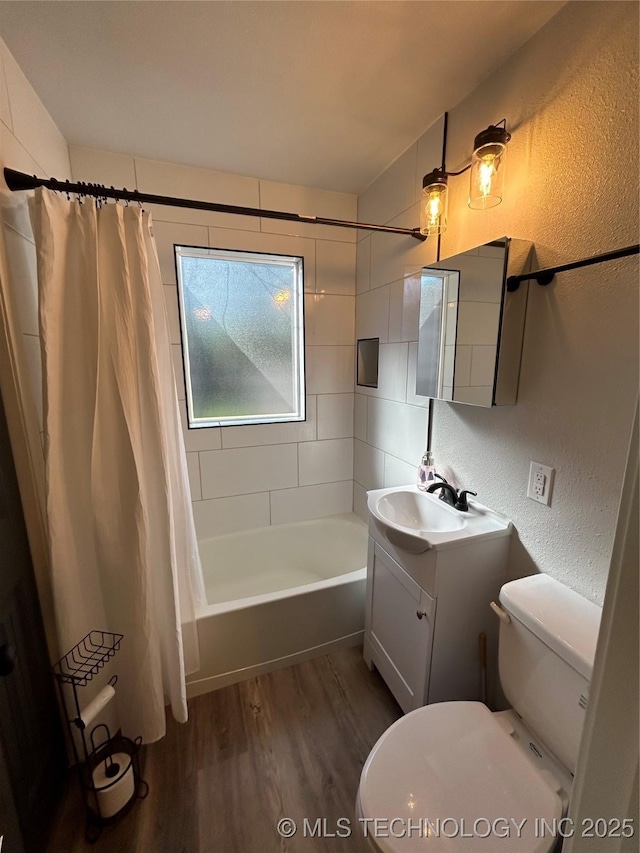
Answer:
367, 484, 512, 552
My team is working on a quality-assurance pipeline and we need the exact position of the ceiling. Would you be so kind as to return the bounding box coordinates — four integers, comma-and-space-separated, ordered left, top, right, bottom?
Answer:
0, 1, 565, 194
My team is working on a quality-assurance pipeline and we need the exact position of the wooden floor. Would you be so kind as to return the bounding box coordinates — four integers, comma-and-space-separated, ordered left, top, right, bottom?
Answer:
47, 647, 401, 853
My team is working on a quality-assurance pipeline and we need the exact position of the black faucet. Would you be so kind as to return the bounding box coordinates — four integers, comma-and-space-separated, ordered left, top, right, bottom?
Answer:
455, 489, 477, 512
426, 482, 478, 512
426, 481, 458, 506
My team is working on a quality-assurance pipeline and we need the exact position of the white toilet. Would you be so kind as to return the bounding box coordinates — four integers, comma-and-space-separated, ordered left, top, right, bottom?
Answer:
356, 573, 602, 852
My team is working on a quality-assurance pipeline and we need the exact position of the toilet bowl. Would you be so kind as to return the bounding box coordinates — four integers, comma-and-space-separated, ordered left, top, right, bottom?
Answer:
356, 574, 602, 852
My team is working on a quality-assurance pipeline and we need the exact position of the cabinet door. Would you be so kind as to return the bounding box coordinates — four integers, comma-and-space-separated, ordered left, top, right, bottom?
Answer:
367, 543, 435, 713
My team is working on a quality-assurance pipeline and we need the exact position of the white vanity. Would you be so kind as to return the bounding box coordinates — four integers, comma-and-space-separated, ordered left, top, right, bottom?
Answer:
363, 485, 512, 713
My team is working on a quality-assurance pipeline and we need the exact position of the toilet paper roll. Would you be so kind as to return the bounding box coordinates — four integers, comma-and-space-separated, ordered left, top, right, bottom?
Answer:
92, 753, 135, 819
78, 685, 116, 730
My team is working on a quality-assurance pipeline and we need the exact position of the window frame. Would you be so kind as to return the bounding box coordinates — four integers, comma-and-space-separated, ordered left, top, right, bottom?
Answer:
174, 243, 306, 430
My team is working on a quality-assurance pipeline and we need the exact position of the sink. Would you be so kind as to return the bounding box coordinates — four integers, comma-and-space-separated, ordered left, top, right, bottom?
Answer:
368, 485, 511, 551
376, 490, 465, 533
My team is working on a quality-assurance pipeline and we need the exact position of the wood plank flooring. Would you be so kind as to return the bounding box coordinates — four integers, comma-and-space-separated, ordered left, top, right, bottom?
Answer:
46, 647, 401, 853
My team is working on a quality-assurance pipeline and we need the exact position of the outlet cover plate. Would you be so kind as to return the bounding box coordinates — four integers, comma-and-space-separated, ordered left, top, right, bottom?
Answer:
528, 461, 554, 506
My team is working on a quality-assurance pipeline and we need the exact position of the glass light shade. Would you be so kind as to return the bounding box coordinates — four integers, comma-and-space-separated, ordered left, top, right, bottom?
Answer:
469, 141, 506, 209
420, 173, 448, 236
468, 124, 510, 210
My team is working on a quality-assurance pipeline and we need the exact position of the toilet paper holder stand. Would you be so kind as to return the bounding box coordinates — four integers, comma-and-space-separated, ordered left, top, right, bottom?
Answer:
52, 629, 149, 842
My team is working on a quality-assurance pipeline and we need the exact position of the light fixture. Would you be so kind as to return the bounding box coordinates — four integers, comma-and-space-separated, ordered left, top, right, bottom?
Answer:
420, 119, 512, 235
419, 168, 448, 236
468, 122, 511, 210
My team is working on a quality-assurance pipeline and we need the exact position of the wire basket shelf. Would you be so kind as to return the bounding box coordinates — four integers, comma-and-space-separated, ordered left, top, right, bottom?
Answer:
52, 630, 123, 687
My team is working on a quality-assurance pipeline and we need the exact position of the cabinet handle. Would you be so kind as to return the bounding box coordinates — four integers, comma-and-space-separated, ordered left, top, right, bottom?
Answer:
416, 610, 427, 620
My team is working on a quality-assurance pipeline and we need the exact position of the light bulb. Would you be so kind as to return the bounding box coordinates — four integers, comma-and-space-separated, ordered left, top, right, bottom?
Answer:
420, 170, 448, 236
468, 124, 510, 210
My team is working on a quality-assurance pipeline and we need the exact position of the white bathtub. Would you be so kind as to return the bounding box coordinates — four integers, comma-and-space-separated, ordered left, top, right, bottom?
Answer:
186, 513, 368, 697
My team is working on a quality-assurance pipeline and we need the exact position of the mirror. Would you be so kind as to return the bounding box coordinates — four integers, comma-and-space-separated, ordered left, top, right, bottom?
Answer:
416, 237, 533, 407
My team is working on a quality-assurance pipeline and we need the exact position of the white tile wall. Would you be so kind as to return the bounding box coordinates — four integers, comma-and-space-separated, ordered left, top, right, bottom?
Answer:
3, 227, 38, 336
163, 284, 181, 344
353, 481, 368, 523
69, 145, 137, 189
298, 438, 353, 486
259, 181, 357, 242
369, 204, 434, 291
271, 480, 353, 525
358, 143, 417, 226
354, 439, 385, 491
316, 240, 356, 295
153, 221, 208, 284
200, 443, 299, 499
305, 293, 355, 345
383, 454, 416, 489
360, 342, 409, 404
0, 45, 11, 130
356, 236, 371, 294
306, 346, 354, 393
0, 126, 41, 239
186, 452, 202, 501
415, 116, 446, 199
356, 285, 389, 343
0, 37, 71, 451
354, 393, 368, 441
180, 410, 222, 452
367, 397, 427, 465
192, 493, 271, 539
136, 156, 260, 231
353, 121, 444, 513
317, 394, 354, 440
1, 41, 69, 178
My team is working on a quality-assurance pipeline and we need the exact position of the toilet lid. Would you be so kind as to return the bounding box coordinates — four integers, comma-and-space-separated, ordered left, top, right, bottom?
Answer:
358, 702, 562, 853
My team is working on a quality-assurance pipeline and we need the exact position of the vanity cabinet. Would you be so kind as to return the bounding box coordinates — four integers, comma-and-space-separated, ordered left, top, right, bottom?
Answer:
363, 513, 511, 714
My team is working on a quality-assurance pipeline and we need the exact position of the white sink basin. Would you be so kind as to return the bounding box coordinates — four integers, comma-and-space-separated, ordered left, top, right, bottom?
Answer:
368, 485, 511, 551
376, 490, 465, 533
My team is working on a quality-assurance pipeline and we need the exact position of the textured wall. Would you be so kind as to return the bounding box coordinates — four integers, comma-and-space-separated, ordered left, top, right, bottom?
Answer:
357, 1, 638, 605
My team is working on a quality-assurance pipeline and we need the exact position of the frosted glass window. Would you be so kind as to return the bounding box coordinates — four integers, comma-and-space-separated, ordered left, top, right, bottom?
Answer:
175, 246, 305, 428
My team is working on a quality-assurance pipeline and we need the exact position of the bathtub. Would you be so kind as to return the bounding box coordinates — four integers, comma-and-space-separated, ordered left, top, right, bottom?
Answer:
186, 513, 368, 697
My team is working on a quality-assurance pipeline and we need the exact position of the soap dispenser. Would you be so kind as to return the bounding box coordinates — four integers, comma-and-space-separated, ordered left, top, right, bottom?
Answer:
417, 451, 436, 491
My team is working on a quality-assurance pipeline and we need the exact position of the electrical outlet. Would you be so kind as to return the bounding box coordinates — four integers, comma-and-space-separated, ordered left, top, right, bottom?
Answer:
528, 462, 554, 506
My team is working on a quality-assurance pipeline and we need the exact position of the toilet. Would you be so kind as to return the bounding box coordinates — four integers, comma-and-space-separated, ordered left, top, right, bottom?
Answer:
356, 573, 602, 852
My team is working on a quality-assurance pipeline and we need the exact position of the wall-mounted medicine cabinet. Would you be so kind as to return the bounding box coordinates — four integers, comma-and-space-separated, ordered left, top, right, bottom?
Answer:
416, 237, 533, 407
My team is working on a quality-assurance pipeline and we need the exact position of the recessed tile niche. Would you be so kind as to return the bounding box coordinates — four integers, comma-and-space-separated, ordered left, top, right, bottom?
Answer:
357, 338, 379, 388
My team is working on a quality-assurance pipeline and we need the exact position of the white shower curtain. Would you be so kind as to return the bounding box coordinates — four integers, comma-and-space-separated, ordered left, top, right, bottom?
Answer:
31, 188, 205, 743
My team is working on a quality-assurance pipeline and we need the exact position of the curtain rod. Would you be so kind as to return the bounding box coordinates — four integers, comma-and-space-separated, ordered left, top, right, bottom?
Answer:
3, 167, 427, 241
506, 244, 639, 291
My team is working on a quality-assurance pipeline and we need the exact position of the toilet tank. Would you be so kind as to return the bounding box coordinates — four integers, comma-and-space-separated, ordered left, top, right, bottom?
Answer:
498, 574, 601, 774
